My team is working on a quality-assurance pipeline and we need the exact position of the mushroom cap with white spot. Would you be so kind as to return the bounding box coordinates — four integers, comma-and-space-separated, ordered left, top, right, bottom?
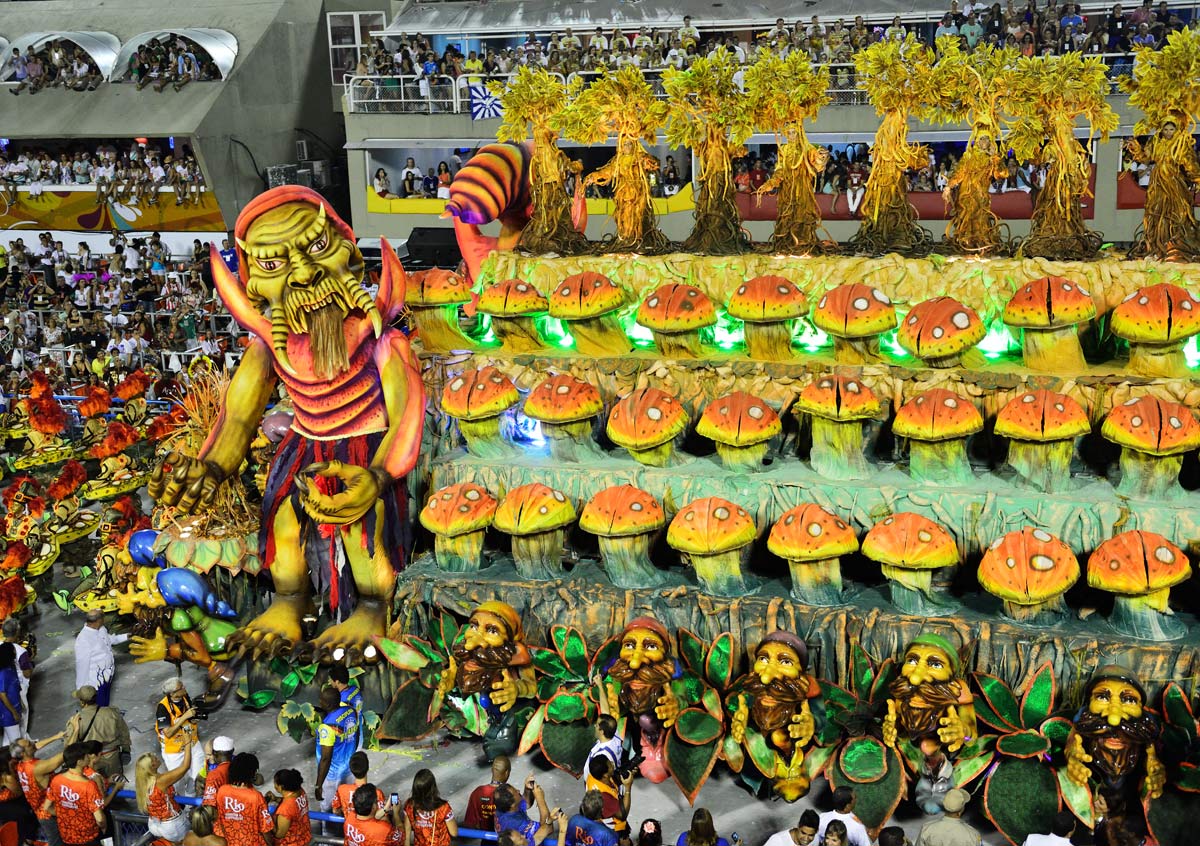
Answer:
796, 374, 882, 421
895, 296, 985, 362
893, 388, 983, 442
524, 373, 604, 424
861, 512, 958, 570
580, 484, 666, 537
493, 483, 577, 536
697, 391, 782, 446
549, 271, 625, 319
419, 482, 498, 536
636, 283, 717, 332
1003, 276, 1096, 329
978, 527, 1079, 605
607, 386, 689, 450
1111, 282, 1200, 344
994, 389, 1090, 442
1102, 395, 1200, 456
768, 503, 859, 561
442, 366, 520, 421
477, 278, 550, 317
1087, 530, 1191, 595
811, 282, 898, 339
667, 496, 756, 555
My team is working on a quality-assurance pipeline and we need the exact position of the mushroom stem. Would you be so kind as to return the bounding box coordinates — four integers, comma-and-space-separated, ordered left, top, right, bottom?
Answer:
625, 441, 677, 467
567, 316, 632, 357
1005, 439, 1075, 493
881, 564, 959, 615
687, 549, 749, 597
597, 534, 669, 588
410, 305, 477, 353
651, 330, 704, 359
1001, 595, 1068, 626
907, 440, 974, 487
742, 321, 794, 361
1108, 591, 1187, 640
785, 557, 844, 607
433, 531, 487, 573
1019, 326, 1086, 372
510, 530, 565, 580
1126, 341, 1187, 378
458, 417, 517, 460
490, 316, 546, 353
832, 336, 880, 365
543, 420, 605, 463
808, 417, 870, 481
1115, 449, 1185, 500
714, 442, 771, 473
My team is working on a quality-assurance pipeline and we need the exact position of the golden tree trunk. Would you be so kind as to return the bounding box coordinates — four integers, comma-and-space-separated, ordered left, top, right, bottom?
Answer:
518, 126, 589, 256
1022, 115, 1101, 260
944, 145, 1004, 254
768, 137, 828, 255
851, 111, 930, 255
1129, 132, 1200, 262
592, 138, 670, 254
682, 126, 748, 255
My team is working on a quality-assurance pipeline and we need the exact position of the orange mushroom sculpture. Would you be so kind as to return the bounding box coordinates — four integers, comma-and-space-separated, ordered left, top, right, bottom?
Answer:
419, 482, 497, 572
1002, 276, 1096, 372
891, 389, 982, 486
1088, 530, 1191, 640
895, 296, 985, 368
696, 391, 781, 472
811, 283, 898, 364
667, 496, 756, 596
524, 374, 605, 462
978, 528, 1079, 624
606, 386, 689, 467
636, 283, 717, 358
795, 376, 881, 480
1101, 396, 1200, 500
580, 485, 668, 588
549, 272, 630, 356
406, 268, 477, 352
993, 390, 1091, 493
768, 504, 858, 606
1110, 283, 1200, 378
727, 276, 808, 361
492, 483, 576, 580
862, 513, 960, 614
442, 366, 520, 458
477, 278, 549, 353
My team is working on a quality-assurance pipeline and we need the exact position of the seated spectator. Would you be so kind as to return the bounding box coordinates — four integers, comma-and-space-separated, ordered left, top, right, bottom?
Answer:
421, 168, 438, 198
991, 159, 1032, 193
676, 808, 728, 846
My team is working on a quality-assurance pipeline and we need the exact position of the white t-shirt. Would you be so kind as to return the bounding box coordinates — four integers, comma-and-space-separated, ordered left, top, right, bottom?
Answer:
1021, 836, 1072, 846
585, 735, 623, 773
762, 830, 796, 846
816, 811, 869, 846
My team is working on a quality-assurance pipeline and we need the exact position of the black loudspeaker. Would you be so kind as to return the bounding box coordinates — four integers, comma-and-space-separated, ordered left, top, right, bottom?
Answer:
406, 227, 461, 269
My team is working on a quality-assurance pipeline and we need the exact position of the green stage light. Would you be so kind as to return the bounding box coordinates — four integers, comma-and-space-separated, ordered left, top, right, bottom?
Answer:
978, 323, 1020, 359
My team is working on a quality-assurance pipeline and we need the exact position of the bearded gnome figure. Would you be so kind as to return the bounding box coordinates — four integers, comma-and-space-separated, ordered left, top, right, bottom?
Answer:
149, 186, 424, 660
602, 617, 695, 784
1066, 666, 1165, 812
883, 634, 977, 815
438, 601, 537, 759
727, 631, 823, 801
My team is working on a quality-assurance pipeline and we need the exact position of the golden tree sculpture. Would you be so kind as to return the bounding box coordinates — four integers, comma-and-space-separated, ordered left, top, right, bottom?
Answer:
1005, 52, 1118, 260
850, 34, 939, 255
662, 50, 755, 254
928, 38, 1018, 255
744, 48, 833, 254
556, 66, 670, 254
493, 66, 589, 255
1120, 27, 1200, 261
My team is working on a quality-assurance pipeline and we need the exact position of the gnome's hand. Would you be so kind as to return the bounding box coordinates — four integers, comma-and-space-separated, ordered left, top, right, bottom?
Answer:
938, 705, 966, 752
1066, 733, 1094, 788
882, 699, 899, 748
1145, 744, 1166, 800
789, 700, 815, 746
656, 690, 681, 727
730, 696, 749, 744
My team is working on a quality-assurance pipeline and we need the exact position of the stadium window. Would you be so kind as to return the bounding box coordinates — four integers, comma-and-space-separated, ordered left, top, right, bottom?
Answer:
327, 11, 386, 85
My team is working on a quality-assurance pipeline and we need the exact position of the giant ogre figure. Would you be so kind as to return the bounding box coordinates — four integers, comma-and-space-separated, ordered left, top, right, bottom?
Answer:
149, 186, 423, 661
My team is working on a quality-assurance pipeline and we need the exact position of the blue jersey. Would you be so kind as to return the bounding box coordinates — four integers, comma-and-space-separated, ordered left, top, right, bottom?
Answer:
218, 248, 238, 272
317, 705, 358, 779
340, 684, 365, 749
567, 816, 619, 846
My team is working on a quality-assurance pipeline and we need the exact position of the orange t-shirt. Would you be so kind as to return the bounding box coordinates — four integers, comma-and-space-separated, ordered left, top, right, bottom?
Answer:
17, 759, 49, 820
147, 784, 180, 821
275, 792, 312, 846
202, 761, 231, 808
405, 802, 453, 846
344, 814, 403, 846
333, 784, 384, 817
214, 784, 272, 846
48, 773, 104, 845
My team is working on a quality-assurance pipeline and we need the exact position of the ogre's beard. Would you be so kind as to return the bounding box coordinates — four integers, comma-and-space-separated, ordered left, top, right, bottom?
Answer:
607, 658, 676, 716
741, 674, 810, 732
451, 640, 517, 695
1074, 711, 1160, 780
888, 676, 964, 739
306, 302, 350, 380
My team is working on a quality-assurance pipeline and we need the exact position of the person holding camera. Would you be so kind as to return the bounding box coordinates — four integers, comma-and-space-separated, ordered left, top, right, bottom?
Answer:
156, 679, 204, 795
495, 778, 558, 846
344, 784, 404, 846
63, 686, 129, 780
584, 756, 633, 834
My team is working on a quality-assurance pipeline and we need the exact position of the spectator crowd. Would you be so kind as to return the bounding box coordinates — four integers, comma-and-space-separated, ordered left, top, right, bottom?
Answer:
5, 35, 221, 96
0, 140, 207, 207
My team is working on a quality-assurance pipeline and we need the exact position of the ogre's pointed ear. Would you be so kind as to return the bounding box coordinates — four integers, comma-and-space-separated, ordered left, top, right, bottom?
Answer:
377, 238, 407, 323
210, 244, 270, 341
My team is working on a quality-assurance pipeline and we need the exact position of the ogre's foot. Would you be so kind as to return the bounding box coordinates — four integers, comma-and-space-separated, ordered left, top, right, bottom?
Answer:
226, 594, 312, 659
311, 599, 386, 665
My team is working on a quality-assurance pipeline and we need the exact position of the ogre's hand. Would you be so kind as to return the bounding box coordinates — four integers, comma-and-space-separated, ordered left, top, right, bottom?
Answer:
1145, 744, 1166, 800
129, 628, 168, 664
297, 461, 386, 525
789, 700, 815, 745
116, 586, 151, 617
491, 670, 519, 712
730, 695, 749, 744
438, 655, 458, 699
656, 690, 681, 727
148, 451, 225, 512
605, 680, 620, 716
882, 699, 898, 748
938, 705, 966, 752
1065, 733, 1093, 788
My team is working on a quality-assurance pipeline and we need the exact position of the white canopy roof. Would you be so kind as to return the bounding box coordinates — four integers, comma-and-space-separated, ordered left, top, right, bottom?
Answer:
111, 28, 238, 81
2, 31, 121, 80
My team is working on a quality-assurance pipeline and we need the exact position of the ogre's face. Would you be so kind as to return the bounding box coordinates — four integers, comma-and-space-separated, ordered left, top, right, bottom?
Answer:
901, 644, 954, 686
463, 610, 511, 651
620, 626, 667, 670
754, 641, 803, 685
1088, 679, 1144, 727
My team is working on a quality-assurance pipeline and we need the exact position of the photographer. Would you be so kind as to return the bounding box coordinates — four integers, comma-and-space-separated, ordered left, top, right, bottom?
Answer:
584, 757, 632, 834
495, 778, 558, 846
156, 679, 204, 795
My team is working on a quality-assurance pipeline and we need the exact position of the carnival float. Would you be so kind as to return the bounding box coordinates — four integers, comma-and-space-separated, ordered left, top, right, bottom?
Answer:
5, 28, 1200, 846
